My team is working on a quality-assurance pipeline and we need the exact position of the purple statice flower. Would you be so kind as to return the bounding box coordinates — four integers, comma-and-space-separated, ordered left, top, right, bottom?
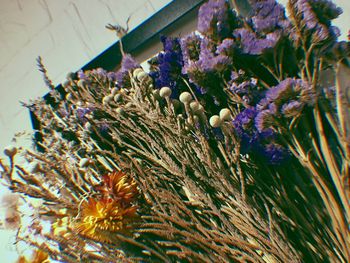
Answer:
197, 0, 236, 40
233, 28, 280, 55
115, 54, 139, 87
233, 107, 257, 137
233, 107, 287, 164
182, 36, 231, 90
151, 37, 184, 97
281, 100, 303, 117
180, 33, 201, 66
266, 78, 315, 106
229, 71, 263, 105
290, 0, 342, 43
255, 108, 275, 132
250, 0, 290, 33
197, 37, 231, 72
216, 38, 236, 56
251, 0, 290, 33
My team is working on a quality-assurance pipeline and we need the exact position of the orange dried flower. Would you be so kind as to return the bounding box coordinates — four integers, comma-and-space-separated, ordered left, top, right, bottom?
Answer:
74, 198, 137, 242
96, 171, 138, 205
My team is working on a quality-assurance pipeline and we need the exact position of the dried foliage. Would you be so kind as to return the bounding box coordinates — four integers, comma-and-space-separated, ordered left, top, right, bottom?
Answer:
0, 0, 349, 262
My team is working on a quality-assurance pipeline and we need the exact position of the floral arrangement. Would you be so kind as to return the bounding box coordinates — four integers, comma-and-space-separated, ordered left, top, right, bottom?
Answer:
0, 0, 349, 262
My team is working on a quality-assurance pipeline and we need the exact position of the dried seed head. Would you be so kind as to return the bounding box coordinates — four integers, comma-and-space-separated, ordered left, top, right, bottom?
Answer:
219, 108, 231, 121
4, 145, 17, 157
159, 87, 172, 98
209, 115, 221, 128
179, 92, 192, 104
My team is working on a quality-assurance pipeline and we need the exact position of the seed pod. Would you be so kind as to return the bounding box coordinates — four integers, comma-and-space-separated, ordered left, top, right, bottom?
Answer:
152, 89, 161, 100
219, 108, 231, 121
209, 115, 221, 128
159, 87, 172, 98
179, 92, 192, 104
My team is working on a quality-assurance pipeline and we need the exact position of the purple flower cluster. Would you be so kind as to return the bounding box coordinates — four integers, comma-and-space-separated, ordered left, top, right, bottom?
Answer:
116, 54, 140, 87
232, 107, 287, 164
255, 78, 315, 132
150, 36, 184, 98
197, 0, 235, 40
229, 70, 262, 105
182, 36, 231, 87
250, 0, 290, 33
291, 0, 342, 43
233, 28, 280, 55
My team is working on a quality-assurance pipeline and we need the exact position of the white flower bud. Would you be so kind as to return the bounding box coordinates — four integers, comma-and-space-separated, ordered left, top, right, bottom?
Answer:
219, 108, 231, 121
179, 92, 192, 104
111, 87, 119, 96
159, 87, 172, 98
4, 146, 17, 157
133, 68, 144, 79
209, 115, 221, 128
76, 101, 84, 107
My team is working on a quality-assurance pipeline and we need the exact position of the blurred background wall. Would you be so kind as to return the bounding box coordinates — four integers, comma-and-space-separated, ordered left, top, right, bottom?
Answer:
0, 0, 349, 261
